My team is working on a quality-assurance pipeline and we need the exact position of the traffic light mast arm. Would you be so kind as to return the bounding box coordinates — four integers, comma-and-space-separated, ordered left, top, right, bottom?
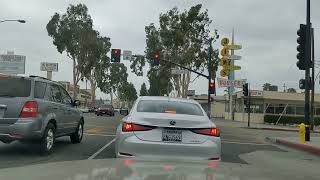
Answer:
160, 58, 210, 79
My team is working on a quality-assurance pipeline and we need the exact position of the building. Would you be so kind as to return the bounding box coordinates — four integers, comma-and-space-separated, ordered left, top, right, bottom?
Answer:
58, 81, 92, 107
225, 90, 320, 124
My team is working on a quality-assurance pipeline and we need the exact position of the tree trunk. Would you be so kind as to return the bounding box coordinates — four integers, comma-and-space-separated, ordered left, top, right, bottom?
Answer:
90, 79, 96, 107
110, 90, 113, 106
72, 58, 77, 100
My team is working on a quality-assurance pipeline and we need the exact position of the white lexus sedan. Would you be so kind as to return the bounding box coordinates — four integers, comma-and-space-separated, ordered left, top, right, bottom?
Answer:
115, 96, 221, 160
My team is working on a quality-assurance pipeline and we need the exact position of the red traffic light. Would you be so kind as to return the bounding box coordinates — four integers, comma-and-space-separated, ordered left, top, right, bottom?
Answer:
154, 52, 160, 59
209, 82, 215, 88
113, 49, 119, 55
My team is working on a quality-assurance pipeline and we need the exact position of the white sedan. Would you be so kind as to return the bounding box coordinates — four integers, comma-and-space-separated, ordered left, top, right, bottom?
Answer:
115, 96, 221, 161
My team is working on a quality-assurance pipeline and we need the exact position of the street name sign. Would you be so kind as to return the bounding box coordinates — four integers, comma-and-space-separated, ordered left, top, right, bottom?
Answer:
172, 68, 188, 75
122, 50, 132, 60
226, 44, 242, 50
217, 78, 246, 88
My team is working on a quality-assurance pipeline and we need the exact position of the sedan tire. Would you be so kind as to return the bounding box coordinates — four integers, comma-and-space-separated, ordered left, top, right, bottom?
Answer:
70, 120, 84, 144
40, 123, 55, 155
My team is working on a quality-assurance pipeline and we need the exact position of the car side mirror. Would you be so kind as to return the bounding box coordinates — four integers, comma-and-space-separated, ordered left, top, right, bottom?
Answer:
120, 109, 129, 116
73, 100, 80, 107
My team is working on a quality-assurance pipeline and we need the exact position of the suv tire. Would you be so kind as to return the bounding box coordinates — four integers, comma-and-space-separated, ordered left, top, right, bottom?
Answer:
40, 123, 55, 154
70, 120, 84, 144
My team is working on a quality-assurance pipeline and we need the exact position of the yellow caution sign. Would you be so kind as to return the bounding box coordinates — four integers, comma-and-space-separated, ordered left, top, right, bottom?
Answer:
220, 58, 229, 66
220, 47, 230, 56
220, 69, 229, 77
223, 65, 241, 71
221, 37, 230, 46
299, 123, 306, 144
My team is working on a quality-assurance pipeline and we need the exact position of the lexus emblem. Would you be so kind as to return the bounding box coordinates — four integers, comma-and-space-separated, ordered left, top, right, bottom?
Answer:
169, 120, 176, 126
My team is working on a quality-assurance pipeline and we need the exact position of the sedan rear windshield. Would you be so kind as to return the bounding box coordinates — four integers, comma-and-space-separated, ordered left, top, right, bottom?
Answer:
0, 76, 31, 97
137, 100, 204, 116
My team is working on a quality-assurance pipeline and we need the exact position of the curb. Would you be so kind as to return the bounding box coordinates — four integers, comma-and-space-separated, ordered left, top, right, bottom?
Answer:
266, 137, 320, 156
247, 127, 320, 133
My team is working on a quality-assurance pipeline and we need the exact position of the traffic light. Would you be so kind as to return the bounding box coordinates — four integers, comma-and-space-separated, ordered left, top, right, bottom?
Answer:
296, 24, 307, 70
111, 49, 121, 62
243, 83, 249, 96
153, 52, 160, 66
299, 79, 306, 89
209, 81, 215, 94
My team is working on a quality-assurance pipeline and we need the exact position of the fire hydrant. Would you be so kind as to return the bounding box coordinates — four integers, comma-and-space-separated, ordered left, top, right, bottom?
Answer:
299, 123, 306, 144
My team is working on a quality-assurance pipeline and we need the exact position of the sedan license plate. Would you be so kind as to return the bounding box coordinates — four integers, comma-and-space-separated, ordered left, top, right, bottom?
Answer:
162, 129, 182, 142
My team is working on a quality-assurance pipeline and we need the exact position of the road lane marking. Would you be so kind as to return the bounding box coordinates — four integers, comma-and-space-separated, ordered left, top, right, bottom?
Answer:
84, 133, 116, 137
88, 138, 116, 160
222, 140, 268, 145
85, 127, 105, 133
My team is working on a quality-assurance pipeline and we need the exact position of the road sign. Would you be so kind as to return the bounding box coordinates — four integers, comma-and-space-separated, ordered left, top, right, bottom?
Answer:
217, 78, 246, 88
171, 68, 188, 75
40, 62, 58, 72
0, 53, 26, 74
220, 47, 229, 56
122, 50, 132, 60
220, 69, 229, 77
187, 90, 195, 96
220, 59, 229, 66
223, 65, 241, 71
221, 38, 230, 46
226, 44, 242, 50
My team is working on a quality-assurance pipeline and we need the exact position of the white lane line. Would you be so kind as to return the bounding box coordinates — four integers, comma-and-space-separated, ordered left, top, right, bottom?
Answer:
222, 141, 268, 145
84, 133, 116, 137
88, 138, 116, 160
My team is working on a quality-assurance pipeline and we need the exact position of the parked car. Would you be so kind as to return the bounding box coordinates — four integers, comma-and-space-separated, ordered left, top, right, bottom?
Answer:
89, 107, 98, 113
0, 74, 84, 154
79, 108, 89, 113
96, 104, 115, 116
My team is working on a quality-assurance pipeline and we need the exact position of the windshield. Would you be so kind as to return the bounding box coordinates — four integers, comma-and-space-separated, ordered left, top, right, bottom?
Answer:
0, 77, 31, 97
137, 100, 204, 116
1, 1, 320, 179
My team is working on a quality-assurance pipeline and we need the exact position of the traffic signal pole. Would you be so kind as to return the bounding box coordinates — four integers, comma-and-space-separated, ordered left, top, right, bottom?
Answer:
304, 0, 311, 141
311, 28, 315, 131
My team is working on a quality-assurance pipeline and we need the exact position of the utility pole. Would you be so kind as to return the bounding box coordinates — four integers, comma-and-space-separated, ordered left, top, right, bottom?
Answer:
248, 83, 251, 127
311, 28, 315, 130
304, 0, 311, 141
283, 83, 286, 92
229, 29, 235, 120
208, 38, 213, 118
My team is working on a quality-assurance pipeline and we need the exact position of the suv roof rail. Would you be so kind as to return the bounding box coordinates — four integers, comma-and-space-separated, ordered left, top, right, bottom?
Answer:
29, 75, 52, 81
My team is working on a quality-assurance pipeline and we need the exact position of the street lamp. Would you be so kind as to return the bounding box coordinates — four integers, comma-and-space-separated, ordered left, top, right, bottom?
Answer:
0, 19, 26, 23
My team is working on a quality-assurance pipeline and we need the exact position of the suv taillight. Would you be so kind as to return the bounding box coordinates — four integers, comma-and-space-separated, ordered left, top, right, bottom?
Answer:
20, 101, 38, 118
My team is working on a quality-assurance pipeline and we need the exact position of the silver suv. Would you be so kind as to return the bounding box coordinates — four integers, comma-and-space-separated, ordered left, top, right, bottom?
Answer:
0, 74, 84, 154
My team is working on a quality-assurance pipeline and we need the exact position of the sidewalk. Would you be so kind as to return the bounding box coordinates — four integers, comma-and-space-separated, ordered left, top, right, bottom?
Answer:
212, 117, 320, 133
266, 136, 320, 156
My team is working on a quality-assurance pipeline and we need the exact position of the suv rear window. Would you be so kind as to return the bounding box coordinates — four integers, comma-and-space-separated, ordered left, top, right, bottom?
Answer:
137, 100, 204, 116
0, 76, 31, 97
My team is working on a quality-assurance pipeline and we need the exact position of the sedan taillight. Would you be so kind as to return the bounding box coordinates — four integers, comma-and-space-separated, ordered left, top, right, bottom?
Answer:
122, 122, 154, 132
20, 101, 38, 118
192, 128, 220, 137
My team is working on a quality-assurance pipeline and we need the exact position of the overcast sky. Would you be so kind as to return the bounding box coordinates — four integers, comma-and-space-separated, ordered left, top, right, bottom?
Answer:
1, 0, 320, 99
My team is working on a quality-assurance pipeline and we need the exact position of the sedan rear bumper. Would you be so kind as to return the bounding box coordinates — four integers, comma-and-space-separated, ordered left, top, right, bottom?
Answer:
116, 133, 221, 160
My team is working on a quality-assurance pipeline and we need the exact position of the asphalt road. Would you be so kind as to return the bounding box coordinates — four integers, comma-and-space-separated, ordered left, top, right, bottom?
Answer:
0, 113, 319, 170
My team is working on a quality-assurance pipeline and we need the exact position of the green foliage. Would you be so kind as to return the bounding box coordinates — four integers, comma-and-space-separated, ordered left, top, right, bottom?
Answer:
131, 4, 217, 97
46, 4, 101, 99
264, 115, 320, 126
139, 83, 148, 96
119, 82, 138, 103
287, 88, 297, 93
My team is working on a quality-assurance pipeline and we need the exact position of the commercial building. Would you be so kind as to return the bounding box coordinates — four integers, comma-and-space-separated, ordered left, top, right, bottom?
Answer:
193, 90, 320, 125
58, 81, 92, 107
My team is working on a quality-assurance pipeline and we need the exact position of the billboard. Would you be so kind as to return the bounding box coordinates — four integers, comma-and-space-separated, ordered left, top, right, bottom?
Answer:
0, 54, 26, 74
40, 62, 58, 72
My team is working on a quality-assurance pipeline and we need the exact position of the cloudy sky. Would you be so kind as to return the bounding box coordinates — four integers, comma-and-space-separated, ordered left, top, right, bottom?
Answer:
1, 0, 320, 99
